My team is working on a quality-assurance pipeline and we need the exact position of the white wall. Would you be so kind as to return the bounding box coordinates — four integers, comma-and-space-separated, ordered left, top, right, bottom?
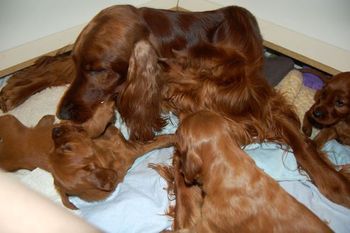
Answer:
197, 0, 350, 51
0, 0, 175, 52
0, 0, 349, 75
179, 0, 350, 74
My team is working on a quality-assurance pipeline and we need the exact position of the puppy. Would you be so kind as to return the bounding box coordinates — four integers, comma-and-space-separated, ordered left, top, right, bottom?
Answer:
0, 114, 55, 172
303, 71, 350, 148
50, 124, 175, 209
0, 100, 115, 173
172, 110, 331, 233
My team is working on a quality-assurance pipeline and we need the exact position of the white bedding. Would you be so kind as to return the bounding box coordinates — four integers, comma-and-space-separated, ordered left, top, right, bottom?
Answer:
1, 78, 350, 233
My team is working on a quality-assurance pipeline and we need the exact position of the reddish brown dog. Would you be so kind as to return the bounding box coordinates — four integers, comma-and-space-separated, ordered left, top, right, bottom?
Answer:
171, 111, 331, 233
0, 100, 114, 173
303, 72, 350, 148
50, 123, 174, 209
0, 5, 349, 209
0, 101, 174, 209
0, 114, 55, 172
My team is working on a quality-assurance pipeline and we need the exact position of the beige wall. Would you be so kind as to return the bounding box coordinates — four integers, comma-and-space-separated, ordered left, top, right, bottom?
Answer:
1, 0, 349, 76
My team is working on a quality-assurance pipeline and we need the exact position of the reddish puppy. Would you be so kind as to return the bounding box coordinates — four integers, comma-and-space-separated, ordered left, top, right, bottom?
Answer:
0, 114, 55, 172
172, 110, 331, 233
303, 72, 350, 148
50, 123, 174, 209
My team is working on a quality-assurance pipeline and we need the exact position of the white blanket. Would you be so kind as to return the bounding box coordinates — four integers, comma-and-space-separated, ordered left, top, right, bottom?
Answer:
1, 78, 350, 233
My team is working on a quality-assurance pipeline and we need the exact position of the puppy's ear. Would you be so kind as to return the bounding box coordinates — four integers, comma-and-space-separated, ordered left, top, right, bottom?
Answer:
183, 151, 202, 183
37, 115, 55, 127
54, 180, 78, 210
102, 126, 121, 140
87, 168, 118, 191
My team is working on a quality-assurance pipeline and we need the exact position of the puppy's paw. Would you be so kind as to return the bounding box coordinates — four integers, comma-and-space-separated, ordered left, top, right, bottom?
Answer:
302, 125, 312, 137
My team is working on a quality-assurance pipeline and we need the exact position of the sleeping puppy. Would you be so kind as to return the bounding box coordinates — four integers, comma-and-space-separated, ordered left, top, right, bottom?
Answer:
50, 123, 175, 209
302, 71, 350, 148
0, 114, 55, 172
0, 100, 115, 173
172, 110, 331, 233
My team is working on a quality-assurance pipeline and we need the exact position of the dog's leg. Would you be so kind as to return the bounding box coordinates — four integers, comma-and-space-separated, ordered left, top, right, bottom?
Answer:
0, 55, 74, 112
314, 128, 337, 148
277, 117, 350, 208
302, 110, 313, 137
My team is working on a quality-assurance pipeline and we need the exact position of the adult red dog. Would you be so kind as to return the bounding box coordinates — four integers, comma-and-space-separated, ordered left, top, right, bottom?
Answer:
56, 4, 263, 139
55, 5, 350, 208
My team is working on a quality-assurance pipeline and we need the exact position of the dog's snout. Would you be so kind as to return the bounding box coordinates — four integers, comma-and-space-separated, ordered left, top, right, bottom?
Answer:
313, 108, 324, 118
57, 102, 75, 120
57, 102, 91, 123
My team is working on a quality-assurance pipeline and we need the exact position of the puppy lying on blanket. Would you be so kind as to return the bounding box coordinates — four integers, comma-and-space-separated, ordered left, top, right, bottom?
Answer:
0, 114, 55, 172
157, 111, 331, 232
0, 101, 174, 209
51, 122, 174, 209
0, 101, 114, 172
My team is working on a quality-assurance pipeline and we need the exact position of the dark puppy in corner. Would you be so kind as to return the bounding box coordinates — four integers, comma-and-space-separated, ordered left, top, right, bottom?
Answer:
302, 71, 350, 148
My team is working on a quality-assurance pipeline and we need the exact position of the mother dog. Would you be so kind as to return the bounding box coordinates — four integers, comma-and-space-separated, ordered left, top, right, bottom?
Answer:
56, 5, 350, 208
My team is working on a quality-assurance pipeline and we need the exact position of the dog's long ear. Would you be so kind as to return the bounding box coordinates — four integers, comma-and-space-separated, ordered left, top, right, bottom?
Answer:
118, 40, 166, 141
182, 150, 202, 183
87, 168, 118, 191
36, 115, 56, 128
53, 180, 78, 210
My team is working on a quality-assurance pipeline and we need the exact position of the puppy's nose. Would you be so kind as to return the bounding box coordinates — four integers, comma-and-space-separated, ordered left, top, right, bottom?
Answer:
52, 127, 64, 139
313, 109, 324, 118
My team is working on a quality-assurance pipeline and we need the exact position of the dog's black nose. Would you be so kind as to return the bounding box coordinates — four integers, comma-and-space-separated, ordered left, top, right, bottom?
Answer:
313, 109, 324, 118
52, 127, 64, 139
57, 102, 75, 120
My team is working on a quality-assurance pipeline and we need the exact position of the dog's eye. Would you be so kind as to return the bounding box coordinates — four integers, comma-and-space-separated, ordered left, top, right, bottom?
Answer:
84, 64, 106, 74
335, 99, 345, 107
83, 163, 96, 172
60, 143, 73, 152
0, 137, 3, 143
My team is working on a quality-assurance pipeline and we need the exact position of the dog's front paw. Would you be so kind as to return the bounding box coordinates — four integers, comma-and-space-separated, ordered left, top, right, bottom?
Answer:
0, 77, 42, 112
0, 85, 28, 112
302, 125, 312, 137
0, 90, 16, 112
